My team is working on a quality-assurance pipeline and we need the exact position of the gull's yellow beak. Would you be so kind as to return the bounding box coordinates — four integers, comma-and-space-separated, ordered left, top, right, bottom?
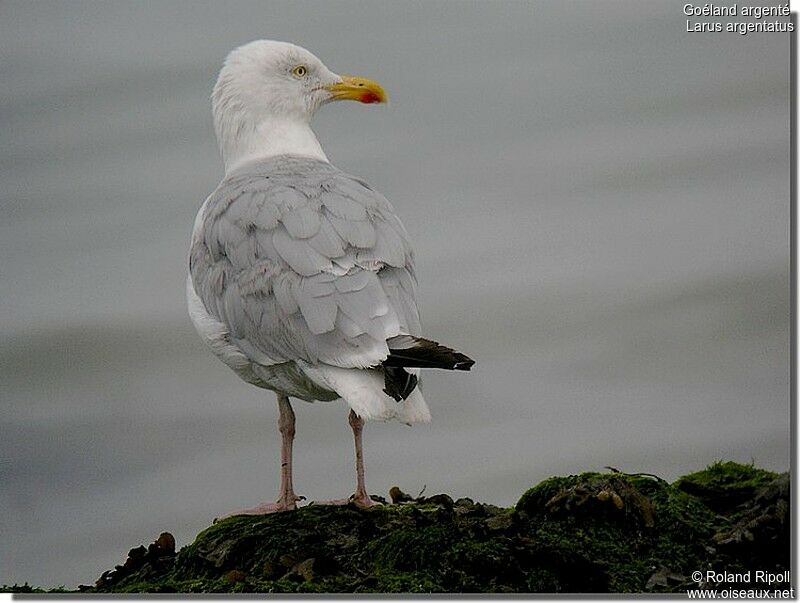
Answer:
325, 75, 387, 104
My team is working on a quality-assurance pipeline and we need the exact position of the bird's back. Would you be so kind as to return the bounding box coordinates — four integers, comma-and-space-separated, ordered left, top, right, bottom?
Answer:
188, 155, 422, 384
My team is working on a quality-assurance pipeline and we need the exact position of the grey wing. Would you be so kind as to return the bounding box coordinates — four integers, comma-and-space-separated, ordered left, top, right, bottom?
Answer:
189, 168, 420, 370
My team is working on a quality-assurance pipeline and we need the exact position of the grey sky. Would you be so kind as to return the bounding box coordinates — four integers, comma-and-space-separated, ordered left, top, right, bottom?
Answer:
0, 0, 789, 588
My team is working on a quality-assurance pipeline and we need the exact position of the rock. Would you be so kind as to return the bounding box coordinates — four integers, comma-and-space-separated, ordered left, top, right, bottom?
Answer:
419, 493, 453, 509
470, 503, 487, 517
485, 513, 513, 532
127, 546, 147, 561
389, 486, 413, 504
675, 461, 778, 513
223, 570, 246, 584
645, 568, 686, 590
262, 560, 280, 580
155, 532, 176, 555
291, 558, 316, 582
91, 532, 179, 590
200, 538, 238, 569
57, 461, 787, 594
711, 473, 790, 569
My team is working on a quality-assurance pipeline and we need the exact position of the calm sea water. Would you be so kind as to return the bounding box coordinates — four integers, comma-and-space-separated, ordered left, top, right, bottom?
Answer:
0, 0, 789, 588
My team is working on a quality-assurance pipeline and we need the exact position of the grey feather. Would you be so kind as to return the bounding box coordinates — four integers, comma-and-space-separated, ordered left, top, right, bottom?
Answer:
273, 272, 300, 315
334, 270, 371, 293
270, 185, 308, 212
327, 215, 377, 248
226, 228, 259, 267
283, 205, 322, 239
298, 291, 338, 335
331, 251, 358, 275
322, 191, 368, 220
253, 227, 279, 260
236, 258, 279, 296
190, 156, 421, 369
302, 277, 336, 298
273, 226, 332, 276
357, 219, 407, 268
297, 277, 338, 334
254, 194, 281, 230
380, 266, 422, 335
336, 311, 367, 338
307, 218, 345, 258
326, 175, 383, 212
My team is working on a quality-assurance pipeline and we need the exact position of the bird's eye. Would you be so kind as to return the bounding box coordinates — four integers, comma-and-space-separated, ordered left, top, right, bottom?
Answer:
292, 65, 308, 78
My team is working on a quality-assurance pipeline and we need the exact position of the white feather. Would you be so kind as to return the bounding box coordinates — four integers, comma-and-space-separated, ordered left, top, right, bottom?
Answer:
212, 40, 341, 172
299, 362, 430, 424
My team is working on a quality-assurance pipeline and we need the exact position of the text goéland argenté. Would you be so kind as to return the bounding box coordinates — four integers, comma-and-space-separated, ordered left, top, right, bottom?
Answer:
684, 3, 794, 34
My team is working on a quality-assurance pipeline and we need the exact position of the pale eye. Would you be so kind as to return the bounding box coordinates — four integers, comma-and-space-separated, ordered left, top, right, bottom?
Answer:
292, 65, 308, 78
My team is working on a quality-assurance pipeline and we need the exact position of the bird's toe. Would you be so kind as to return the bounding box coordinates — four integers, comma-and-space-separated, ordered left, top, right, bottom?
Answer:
215, 498, 300, 521
350, 493, 382, 509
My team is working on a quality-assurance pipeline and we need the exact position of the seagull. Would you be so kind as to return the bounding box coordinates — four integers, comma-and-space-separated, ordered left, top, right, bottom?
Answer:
187, 40, 474, 514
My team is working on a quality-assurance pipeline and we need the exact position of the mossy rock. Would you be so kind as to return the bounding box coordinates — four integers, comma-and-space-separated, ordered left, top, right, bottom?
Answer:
514, 471, 720, 592
94, 499, 527, 594
1, 584, 72, 594
674, 461, 778, 514
14, 461, 788, 594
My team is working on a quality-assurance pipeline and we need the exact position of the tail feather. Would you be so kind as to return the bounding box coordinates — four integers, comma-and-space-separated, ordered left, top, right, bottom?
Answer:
299, 363, 430, 423
384, 335, 475, 371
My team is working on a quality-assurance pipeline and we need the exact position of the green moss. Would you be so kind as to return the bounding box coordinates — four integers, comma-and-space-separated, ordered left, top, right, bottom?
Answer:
363, 524, 454, 572
359, 571, 444, 593
515, 471, 723, 592
674, 461, 778, 513
677, 460, 777, 489
48, 461, 787, 594
2, 583, 72, 594
516, 472, 605, 516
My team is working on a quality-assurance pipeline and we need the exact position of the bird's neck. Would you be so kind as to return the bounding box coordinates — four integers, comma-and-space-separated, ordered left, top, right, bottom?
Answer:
221, 116, 328, 174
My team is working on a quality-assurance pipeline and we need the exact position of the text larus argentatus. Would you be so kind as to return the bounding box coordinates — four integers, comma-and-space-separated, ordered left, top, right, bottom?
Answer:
187, 40, 474, 514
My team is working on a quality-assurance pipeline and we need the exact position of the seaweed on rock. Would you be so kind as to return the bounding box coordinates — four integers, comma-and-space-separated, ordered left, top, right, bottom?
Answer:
4, 462, 788, 594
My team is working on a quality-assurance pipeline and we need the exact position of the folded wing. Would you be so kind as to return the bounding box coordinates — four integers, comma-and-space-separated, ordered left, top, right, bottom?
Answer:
189, 157, 421, 371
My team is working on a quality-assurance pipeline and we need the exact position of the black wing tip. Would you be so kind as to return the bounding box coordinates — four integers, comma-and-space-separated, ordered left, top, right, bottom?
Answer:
383, 366, 419, 401
385, 336, 475, 371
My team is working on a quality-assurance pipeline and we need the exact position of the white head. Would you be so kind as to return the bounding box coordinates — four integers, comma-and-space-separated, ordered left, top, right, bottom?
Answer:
212, 40, 386, 172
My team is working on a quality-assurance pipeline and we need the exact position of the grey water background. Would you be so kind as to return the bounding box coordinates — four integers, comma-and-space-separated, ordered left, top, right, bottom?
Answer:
0, 0, 790, 588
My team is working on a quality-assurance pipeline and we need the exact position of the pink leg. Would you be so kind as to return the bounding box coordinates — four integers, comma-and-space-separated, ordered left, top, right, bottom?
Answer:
349, 410, 380, 507
314, 410, 381, 509
218, 394, 302, 519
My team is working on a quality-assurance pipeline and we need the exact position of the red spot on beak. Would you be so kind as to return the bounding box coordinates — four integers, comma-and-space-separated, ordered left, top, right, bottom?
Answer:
360, 91, 381, 104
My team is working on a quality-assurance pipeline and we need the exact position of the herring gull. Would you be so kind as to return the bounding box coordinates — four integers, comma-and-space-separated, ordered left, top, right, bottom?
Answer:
187, 40, 474, 513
